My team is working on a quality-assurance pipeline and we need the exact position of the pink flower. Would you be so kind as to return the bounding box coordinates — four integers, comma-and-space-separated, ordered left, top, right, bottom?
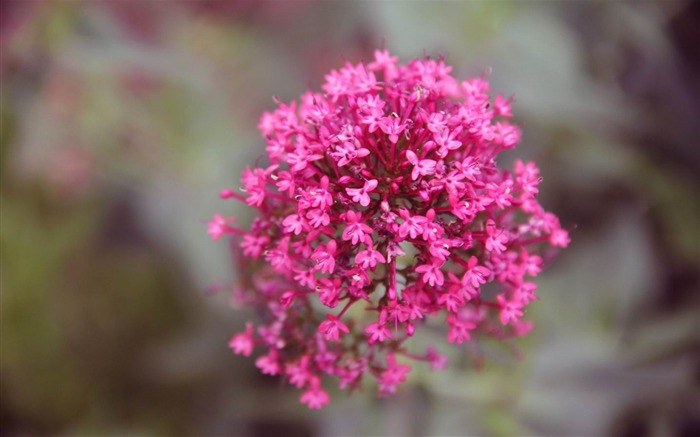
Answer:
493, 121, 521, 148
515, 160, 540, 198
355, 244, 386, 270
431, 127, 463, 158
446, 315, 476, 344
318, 314, 349, 342
345, 179, 378, 207
310, 239, 337, 274
415, 260, 445, 287
331, 140, 370, 167
497, 293, 524, 325
515, 281, 537, 304
286, 356, 312, 388
428, 238, 453, 261
521, 249, 542, 276
378, 353, 411, 395
368, 49, 398, 71
421, 210, 444, 241
455, 157, 481, 181
316, 278, 341, 308
240, 234, 269, 259
379, 116, 407, 144
513, 319, 534, 336
425, 112, 448, 133
550, 228, 571, 248
208, 50, 568, 409
308, 176, 333, 209
426, 346, 448, 370
462, 256, 491, 289
228, 322, 255, 356
485, 219, 509, 253
337, 357, 368, 389
365, 321, 392, 344
397, 208, 427, 240
255, 350, 281, 375
282, 213, 305, 235
300, 381, 330, 409
207, 214, 235, 240
405, 150, 437, 180
342, 210, 373, 245
493, 94, 514, 117
438, 289, 464, 313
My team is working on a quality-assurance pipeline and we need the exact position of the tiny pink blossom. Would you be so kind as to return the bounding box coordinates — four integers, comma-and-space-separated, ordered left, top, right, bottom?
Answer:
355, 244, 386, 270
428, 238, 453, 261
240, 234, 269, 259
378, 353, 411, 395
415, 260, 445, 287
379, 116, 407, 144
282, 213, 305, 235
300, 381, 330, 409
318, 314, 350, 342
493, 94, 514, 118
446, 315, 477, 344
550, 228, 571, 248
310, 240, 337, 274
316, 278, 341, 308
229, 322, 255, 356
406, 150, 437, 180
309, 176, 334, 209
521, 249, 543, 276
368, 49, 398, 71
286, 355, 312, 388
365, 321, 392, 344
515, 160, 541, 198
345, 179, 378, 207
398, 208, 427, 240
255, 350, 281, 375
426, 346, 448, 370
515, 281, 537, 304
425, 112, 447, 133
497, 293, 524, 325
462, 256, 491, 289
438, 289, 464, 313
207, 214, 235, 240
306, 208, 330, 228
513, 319, 534, 336
485, 219, 509, 253
432, 127, 463, 158
342, 210, 373, 245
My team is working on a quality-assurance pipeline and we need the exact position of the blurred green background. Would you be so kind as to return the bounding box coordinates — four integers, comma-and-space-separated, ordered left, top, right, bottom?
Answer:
1, 1, 698, 436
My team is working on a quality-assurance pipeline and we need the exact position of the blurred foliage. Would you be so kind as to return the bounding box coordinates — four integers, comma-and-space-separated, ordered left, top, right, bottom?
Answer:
1, 1, 698, 436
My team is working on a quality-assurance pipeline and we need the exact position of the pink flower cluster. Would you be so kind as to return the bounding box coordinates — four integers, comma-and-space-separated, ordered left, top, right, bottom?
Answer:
209, 50, 569, 409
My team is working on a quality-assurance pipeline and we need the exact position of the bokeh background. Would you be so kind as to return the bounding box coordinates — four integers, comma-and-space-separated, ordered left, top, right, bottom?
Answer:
2, 1, 699, 436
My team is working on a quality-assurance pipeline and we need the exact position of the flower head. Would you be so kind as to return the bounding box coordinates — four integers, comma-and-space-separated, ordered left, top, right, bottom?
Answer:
208, 50, 569, 408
